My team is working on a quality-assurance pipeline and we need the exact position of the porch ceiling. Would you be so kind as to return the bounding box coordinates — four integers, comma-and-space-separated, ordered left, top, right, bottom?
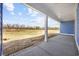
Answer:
26, 3, 77, 22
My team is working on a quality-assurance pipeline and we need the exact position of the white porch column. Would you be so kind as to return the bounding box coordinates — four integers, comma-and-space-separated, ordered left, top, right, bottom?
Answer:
44, 15, 48, 42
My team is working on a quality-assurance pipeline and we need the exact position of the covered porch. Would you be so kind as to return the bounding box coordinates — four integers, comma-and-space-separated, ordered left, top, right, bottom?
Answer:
9, 3, 79, 56
10, 35, 78, 56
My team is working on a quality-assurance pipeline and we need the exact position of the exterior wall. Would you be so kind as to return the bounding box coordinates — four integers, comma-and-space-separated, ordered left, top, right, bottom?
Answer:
60, 21, 74, 34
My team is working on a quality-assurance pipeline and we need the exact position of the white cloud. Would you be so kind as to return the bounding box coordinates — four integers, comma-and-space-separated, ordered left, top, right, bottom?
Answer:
4, 3, 15, 15
28, 8, 33, 14
18, 12, 22, 16
11, 12, 15, 15
48, 17, 60, 27
27, 8, 39, 17
4, 3, 14, 12
29, 16, 45, 27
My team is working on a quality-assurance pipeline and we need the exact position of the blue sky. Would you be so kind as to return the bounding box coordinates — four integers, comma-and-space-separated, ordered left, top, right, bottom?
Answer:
3, 3, 60, 27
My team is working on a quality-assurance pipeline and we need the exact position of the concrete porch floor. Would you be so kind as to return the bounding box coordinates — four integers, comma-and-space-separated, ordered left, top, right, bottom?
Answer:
10, 35, 78, 56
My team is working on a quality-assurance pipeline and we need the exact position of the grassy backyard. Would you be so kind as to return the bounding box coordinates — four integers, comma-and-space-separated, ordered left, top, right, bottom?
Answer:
3, 29, 59, 43
3, 29, 59, 55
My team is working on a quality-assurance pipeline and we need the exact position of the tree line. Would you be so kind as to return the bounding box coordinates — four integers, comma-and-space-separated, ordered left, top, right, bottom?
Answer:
3, 24, 43, 30
3, 24, 59, 30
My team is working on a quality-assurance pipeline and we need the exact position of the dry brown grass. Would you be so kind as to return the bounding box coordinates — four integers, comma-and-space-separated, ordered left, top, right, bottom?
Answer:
3, 33, 57, 56
3, 29, 59, 55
